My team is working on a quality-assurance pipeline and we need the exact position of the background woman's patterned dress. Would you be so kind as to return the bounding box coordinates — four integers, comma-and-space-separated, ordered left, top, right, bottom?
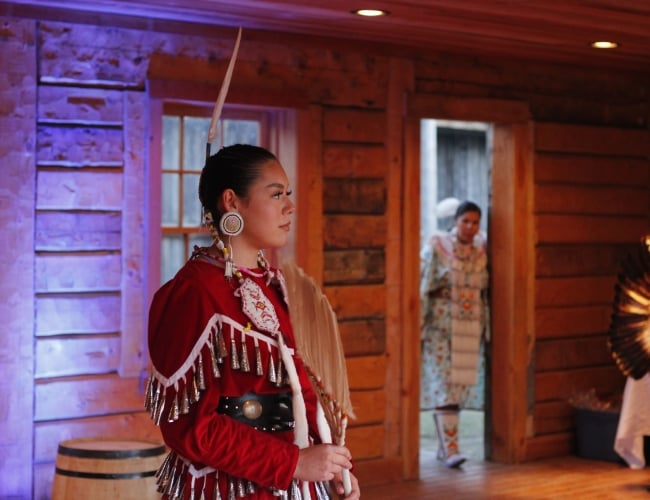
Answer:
420, 230, 489, 410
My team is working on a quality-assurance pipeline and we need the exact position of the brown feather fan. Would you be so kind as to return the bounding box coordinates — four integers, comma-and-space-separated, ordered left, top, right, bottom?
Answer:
607, 235, 650, 380
281, 259, 355, 494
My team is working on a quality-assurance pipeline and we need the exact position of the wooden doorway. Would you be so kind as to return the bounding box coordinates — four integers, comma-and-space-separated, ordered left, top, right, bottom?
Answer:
419, 118, 492, 464
401, 95, 534, 479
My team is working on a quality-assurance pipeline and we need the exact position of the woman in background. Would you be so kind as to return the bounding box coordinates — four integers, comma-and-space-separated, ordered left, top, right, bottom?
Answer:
420, 199, 490, 468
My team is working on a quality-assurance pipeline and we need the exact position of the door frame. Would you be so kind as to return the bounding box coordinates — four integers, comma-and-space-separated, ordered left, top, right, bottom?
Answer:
401, 94, 534, 477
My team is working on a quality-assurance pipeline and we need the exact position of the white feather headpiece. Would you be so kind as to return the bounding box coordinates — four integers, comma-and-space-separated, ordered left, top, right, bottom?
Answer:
435, 197, 460, 219
205, 27, 242, 161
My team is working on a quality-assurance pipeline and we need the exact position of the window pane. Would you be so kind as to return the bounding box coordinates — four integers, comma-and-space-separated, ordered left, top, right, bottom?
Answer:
161, 235, 184, 284
224, 119, 260, 146
183, 173, 202, 227
160, 111, 268, 290
162, 173, 179, 226
189, 233, 214, 254
162, 116, 180, 170
184, 116, 212, 171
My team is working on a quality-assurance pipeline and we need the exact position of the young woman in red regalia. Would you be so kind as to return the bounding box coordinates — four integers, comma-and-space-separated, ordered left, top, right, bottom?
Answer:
145, 144, 360, 499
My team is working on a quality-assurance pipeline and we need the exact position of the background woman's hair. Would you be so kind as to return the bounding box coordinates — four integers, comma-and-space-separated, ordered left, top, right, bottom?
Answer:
198, 144, 277, 217
454, 200, 482, 219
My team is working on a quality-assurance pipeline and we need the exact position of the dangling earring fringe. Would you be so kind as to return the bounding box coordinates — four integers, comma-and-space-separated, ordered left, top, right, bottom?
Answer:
223, 243, 234, 279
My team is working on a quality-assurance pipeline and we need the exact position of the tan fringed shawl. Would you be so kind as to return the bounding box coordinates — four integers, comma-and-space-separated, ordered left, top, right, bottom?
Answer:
281, 260, 355, 495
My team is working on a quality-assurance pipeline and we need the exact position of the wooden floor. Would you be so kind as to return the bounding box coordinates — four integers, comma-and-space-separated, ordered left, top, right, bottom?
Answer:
361, 454, 650, 499
362, 412, 648, 499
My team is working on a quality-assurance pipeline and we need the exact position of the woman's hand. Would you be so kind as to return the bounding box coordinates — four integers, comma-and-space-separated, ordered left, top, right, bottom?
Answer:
331, 470, 360, 499
294, 444, 353, 483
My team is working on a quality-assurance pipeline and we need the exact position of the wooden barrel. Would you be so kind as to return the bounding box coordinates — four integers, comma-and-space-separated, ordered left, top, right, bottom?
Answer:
51, 437, 166, 500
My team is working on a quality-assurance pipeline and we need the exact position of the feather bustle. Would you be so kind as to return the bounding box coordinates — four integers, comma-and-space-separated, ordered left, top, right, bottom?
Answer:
608, 235, 650, 379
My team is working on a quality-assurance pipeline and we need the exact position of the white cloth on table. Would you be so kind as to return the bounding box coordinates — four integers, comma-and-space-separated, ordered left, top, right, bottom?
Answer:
614, 373, 650, 469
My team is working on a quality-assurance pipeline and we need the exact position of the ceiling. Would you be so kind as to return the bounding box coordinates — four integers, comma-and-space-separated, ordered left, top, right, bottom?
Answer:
3, 0, 650, 72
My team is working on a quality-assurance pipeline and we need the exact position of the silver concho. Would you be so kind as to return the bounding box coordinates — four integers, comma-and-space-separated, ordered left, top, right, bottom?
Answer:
242, 399, 263, 420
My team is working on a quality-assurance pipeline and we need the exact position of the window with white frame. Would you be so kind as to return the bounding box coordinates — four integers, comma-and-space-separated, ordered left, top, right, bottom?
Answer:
160, 103, 271, 284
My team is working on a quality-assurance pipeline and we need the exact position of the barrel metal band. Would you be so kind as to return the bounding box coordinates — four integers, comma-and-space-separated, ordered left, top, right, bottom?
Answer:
55, 467, 157, 480
57, 444, 166, 460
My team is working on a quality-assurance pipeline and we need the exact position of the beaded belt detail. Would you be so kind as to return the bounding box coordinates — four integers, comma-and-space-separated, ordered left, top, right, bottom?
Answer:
217, 391, 294, 431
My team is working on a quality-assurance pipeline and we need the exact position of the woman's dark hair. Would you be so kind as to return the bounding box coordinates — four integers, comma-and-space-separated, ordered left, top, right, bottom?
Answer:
198, 144, 277, 217
454, 200, 482, 219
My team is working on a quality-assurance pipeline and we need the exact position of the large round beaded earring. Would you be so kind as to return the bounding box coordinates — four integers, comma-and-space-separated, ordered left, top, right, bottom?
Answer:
219, 211, 244, 237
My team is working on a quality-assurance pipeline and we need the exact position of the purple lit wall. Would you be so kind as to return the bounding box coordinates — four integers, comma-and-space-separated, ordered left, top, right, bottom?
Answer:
1, 16, 253, 497
1, 18, 37, 496
1, 18, 171, 496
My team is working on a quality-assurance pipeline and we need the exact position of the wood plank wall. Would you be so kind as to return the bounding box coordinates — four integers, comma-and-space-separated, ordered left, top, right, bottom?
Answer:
33, 85, 161, 493
0, 18, 37, 495
322, 139, 391, 476
1, 14, 649, 499
528, 123, 650, 459
31, 26, 163, 496
414, 56, 650, 460
25, 20, 403, 497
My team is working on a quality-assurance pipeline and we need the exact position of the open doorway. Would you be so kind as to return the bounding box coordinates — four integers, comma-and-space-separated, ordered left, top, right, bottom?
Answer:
419, 118, 493, 467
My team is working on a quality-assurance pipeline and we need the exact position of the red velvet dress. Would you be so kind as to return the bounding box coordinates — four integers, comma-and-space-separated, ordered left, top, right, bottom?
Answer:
146, 255, 327, 499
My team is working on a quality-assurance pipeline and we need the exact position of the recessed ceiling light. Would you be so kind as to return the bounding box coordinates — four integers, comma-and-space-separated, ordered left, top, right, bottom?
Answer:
591, 41, 619, 49
353, 9, 389, 17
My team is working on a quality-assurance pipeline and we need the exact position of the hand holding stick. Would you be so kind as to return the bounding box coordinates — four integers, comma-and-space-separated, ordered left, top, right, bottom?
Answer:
308, 369, 352, 495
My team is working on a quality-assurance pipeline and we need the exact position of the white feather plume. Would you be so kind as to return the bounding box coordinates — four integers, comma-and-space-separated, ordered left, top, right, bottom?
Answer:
436, 197, 460, 219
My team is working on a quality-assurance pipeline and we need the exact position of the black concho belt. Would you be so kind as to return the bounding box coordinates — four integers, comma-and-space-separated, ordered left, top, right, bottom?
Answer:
217, 391, 294, 432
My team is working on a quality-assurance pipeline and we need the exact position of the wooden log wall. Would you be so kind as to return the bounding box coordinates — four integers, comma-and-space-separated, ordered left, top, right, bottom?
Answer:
529, 123, 649, 458
323, 139, 391, 474
0, 18, 37, 496
414, 57, 650, 460
32, 55, 161, 498
0, 13, 649, 499
19, 20, 405, 498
